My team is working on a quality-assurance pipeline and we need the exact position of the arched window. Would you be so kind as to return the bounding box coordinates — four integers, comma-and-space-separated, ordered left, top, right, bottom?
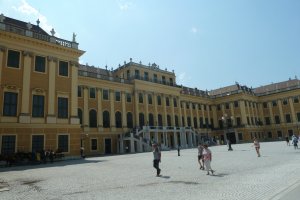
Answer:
103, 111, 110, 128
175, 115, 179, 127
166, 97, 170, 106
158, 114, 163, 126
78, 108, 83, 125
127, 112, 133, 128
193, 117, 198, 128
149, 113, 154, 126
139, 113, 145, 127
167, 115, 171, 126
182, 117, 185, 127
115, 111, 122, 128
89, 109, 97, 128
148, 94, 152, 105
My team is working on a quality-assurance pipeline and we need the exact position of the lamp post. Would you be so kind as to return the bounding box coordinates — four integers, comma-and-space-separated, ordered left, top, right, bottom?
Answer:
221, 114, 234, 151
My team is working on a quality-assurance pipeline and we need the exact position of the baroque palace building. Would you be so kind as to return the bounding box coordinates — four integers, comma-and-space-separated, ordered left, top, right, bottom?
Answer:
1, 14, 300, 157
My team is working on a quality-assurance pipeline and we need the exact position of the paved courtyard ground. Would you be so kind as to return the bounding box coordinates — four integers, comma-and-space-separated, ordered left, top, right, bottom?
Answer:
0, 141, 300, 200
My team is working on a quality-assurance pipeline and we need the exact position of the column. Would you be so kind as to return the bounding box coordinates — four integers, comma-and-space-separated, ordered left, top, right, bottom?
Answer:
19, 51, 32, 123
70, 62, 79, 124
0, 46, 6, 83
97, 88, 103, 131
189, 102, 194, 127
130, 133, 135, 153
154, 93, 158, 126
183, 102, 187, 127
278, 100, 285, 124
110, 89, 116, 131
212, 105, 218, 128
178, 98, 183, 126
258, 103, 264, 124
119, 134, 124, 154
195, 104, 200, 128
83, 86, 89, 128
162, 95, 167, 126
173, 129, 178, 147
171, 96, 175, 126
144, 92, 149, 125
201, 104, 205, 127
47, 56, 57, 123
288, 98, 297, 123
121, 91, 127, 129
135, 91, 140, 127
268, 102, 274, 124
230, 102, 235, 126
207, 105, 211, 127
239, 100, 247, 125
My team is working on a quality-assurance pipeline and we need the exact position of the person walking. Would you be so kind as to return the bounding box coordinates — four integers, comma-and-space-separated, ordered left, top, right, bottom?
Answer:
292, 135, 298, 149
202, 144, 214, 175
197, 143, 204, 170
285, 135, 290, 146
177, 145, 180, 156
253, 137, 261, 157
227, 139, 233, 151
152, 143, 161, 177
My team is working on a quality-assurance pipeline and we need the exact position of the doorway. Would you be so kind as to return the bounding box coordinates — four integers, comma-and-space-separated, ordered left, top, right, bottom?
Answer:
105, 138, 112, 154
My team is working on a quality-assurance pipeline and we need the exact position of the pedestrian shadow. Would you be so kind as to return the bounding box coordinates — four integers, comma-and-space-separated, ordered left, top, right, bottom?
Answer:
158, 175, 171, 179
211, 173, 228, 177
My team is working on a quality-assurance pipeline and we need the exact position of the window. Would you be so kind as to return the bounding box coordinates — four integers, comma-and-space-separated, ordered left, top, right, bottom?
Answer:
277, 131, 282, 139
162, 76, 166, 84
285, 114, 291, 123
265, 117, 271, 125
89, 110, 97, 127
272, 100, 277, 107
238, 133, 243, 141
59, 61, 68, 76
167, 115, 171, 126
144, 72, 149, 81
139, 113, 145, 127
166, 97, 170, 106
1, 135, 16, 155
139, 93, 143, 103
175, 115, 179, 127
91, 139, 97, 151
148, 94, 152, 105
127, 70, 130, 79
225, 103, 229, 109
149, 113, 154, 126
263, 102, 268, 108
268, 132, 272, 138
157, 96, 161, 105
192, 103, 195, 110
134, 70, 140, 79
153, 74, 158, 83
169, 78, 173, 86
297, 112, 300, 122
115, 91, 121, 101
193, 117, 198, 128
126, 93, 132, 103
186, 103, 189, 109
127, 112, 133, 128
182, 116, 185, 126
198, 104, 201, 110
35, 56, 46, 72
158, 114, 163, 126
236, 117, 241, 126
234, 101, 239, 108
245, 101, 248, 107
173, 98, 177, 107
103, 111, 110, 128
247, 117, 250, 125
32, 135, 44, 152
203, 105, 207, 111
275, 115, 280, 124
115, 111, 122, 128
288, 130, 293, 137
103, 89, 109, 100
205, 118, 209, 128
283, 99, 288, 105
32, 95, 44, 117
3, 92, 18, 116
217, 105, 221, 110
200, 117, 204, 128
7, 50, 20, 68
78, 86, 82, 97
89, 88, 96, 98
58, 97, 68, 118
294, 97, 299, 103
78, 109, 83, 125
58, 135, 69, 152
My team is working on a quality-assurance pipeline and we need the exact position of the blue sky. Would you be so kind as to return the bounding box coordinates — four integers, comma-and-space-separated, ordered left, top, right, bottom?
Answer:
1, 0, 300, 90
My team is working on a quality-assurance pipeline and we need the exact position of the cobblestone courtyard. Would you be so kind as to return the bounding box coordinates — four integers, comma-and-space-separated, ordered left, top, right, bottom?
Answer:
1, 141, 300, 200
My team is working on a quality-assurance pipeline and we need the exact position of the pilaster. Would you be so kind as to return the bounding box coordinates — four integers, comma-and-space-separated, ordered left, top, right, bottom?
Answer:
46, 56, 57, 123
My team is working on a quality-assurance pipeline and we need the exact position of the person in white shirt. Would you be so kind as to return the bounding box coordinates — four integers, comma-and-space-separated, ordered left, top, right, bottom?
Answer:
202, 144, 214, 175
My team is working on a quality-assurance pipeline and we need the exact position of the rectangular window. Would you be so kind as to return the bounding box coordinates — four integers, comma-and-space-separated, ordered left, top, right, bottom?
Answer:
3, 92, 18, 116
89, 88, 96, 98
238, 133, 243, 141
236, 117, 241, 126
173, 98, 177, 107
115, 91, 121, 101
275, 115, 280, 124
148, 94, 152, 105
32, 135, 44, 152
225, 103, 229, 109
263, 102, 268, 108
203, 105, 207, 111
58, 135, 69, 152
134, 70, 140, 79
285, 114, 291, 123
217, 104, 221, 110
288, 130, 293, 137
162, 76, 166, 84
272, 100, 277, 107
78, 86, 82, 97
265, 117, 271, 125
153, 74, 158, 83
59, 61, 68, 76
283, 99, 288, 105
127, 70, 130, 79
169, 78, 173, 86
139, 93, 143, 103
186, 103, 189, 109
126, 93, 131, 102
58, 97, 68, 118
32, 95, 44, 117
297, 112, 300, 122
103, 89, 109, 100
198, 104, 201, 110
91, 139, 97, 151
7, 50, 20, 68
157, 96, 161, 105
234, 101, 239, 108
247, 117, 250, 125
277, 131, 282, 139
35, 56, 46, 72
268, 132, 272, 138
192, 104, 195, 110
144, 72, 149, 81
294, 97, 299, 103
1, 135, 16, 155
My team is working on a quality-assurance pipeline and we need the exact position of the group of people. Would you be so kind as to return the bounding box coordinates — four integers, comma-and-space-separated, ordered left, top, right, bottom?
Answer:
286, 134, 299, 149
152, 137, 262, 177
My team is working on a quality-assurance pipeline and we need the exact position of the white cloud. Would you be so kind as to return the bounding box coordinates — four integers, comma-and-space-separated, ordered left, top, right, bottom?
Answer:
191, 27, 198, 34
118, 0, 134, 11
12, 0, 58, 36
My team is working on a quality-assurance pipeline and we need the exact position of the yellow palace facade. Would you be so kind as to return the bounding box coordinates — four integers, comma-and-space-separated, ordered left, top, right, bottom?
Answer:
1, 15, 300, 158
